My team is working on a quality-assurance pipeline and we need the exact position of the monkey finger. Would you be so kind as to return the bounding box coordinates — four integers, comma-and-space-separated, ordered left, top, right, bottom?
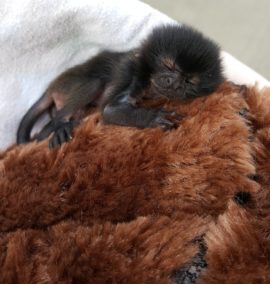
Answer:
159, 122, 176, 130
63, 126, 73, 141
156, 117, 176, 130
168, 111, 178, 117
49, 134, 60, 149
58, 129, 68, 145
167, 111, 183, 120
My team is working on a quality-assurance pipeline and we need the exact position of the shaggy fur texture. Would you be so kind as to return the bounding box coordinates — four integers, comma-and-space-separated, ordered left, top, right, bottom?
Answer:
0, 82, 270, 283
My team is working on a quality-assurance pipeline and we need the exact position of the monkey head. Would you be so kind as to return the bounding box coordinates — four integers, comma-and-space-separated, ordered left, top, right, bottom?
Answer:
140, 24, 224, 101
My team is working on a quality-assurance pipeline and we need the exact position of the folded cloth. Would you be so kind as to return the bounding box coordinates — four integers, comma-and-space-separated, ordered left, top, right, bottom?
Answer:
1, 83, 270, 283
0, 0, 269, 150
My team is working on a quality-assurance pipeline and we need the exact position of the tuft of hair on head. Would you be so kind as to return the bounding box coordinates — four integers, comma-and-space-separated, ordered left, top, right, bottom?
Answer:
143, 24, 220, 68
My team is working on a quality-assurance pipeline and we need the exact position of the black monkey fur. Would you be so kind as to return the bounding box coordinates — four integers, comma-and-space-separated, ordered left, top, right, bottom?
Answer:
17, 24, 224, 148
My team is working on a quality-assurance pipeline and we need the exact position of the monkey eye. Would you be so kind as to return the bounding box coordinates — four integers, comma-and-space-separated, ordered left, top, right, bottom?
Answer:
188, 76, 200, 85
159, 76, 174, 88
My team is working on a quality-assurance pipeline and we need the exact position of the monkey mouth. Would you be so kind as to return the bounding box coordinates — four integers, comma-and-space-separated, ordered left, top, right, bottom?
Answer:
170, 87, 188, 101
150, 86, 170, 100
150, 83, 191, 102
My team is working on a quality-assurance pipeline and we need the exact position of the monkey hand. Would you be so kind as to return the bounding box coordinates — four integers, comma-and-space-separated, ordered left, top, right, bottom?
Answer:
148, 109, 182, 130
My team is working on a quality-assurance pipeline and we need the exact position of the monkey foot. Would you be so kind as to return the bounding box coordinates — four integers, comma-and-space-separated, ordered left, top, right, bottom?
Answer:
49, 120, 77, 149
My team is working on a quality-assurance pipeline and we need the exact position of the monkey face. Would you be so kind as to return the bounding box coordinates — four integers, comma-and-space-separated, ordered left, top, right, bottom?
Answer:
150, 70, 201, 101
148, 56, 204, 101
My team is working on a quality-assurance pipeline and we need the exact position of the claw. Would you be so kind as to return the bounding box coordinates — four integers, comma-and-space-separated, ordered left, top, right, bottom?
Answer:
160, 109, 183, 120
149, 109, 182, 130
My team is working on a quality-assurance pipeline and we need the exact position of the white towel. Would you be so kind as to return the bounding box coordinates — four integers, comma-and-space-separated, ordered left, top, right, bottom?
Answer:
0, 0, 269, 150
0, 0, 176, 150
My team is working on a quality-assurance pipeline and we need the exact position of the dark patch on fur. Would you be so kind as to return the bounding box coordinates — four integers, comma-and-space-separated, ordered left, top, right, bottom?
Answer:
172, 236, 207, 284
234, 191, 252, 206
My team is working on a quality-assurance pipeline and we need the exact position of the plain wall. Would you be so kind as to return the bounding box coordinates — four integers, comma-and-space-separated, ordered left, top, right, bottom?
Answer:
143, 0, 270, 79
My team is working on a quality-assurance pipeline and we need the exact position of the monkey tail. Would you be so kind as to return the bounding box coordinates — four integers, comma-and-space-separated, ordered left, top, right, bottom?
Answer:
17, 92, 53, 144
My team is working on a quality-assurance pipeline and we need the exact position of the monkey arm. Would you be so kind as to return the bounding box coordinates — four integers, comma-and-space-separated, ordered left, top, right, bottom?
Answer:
101, 55, 181, 130
102, 92, 180, 130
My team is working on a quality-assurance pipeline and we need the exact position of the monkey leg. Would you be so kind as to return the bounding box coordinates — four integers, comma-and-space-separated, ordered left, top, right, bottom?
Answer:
42, 79, 103, 148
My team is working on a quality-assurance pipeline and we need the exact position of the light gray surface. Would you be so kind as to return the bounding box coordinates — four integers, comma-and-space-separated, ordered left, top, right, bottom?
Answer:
143, 0, 270, 79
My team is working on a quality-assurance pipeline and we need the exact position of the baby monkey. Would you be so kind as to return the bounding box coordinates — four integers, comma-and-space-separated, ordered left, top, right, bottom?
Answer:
17, 24, 224, 148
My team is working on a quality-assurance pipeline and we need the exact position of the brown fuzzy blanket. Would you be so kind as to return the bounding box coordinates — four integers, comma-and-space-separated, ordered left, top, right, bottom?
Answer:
1, 82, 270, 283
